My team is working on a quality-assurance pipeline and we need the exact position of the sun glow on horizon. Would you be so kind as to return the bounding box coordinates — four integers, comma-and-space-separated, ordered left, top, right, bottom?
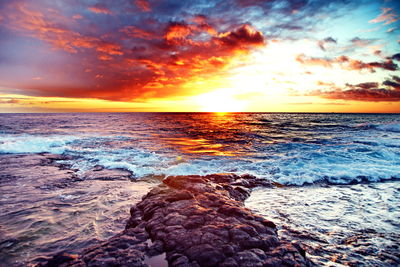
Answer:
194, 89, 248, 112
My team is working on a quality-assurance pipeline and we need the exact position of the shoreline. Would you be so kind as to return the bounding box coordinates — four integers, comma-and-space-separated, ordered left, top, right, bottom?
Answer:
2, 152, 399, 266
35, 173, 310, 267
0, 153, 153, 266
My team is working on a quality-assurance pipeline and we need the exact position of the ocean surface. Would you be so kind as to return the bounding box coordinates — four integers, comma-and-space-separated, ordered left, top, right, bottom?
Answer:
0, 113, 399, 265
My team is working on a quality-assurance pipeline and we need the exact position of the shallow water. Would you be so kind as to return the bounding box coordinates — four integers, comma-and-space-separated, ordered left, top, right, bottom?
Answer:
246, 182, 400, 266
0, 154, 153, 265
0, 113, 399, 265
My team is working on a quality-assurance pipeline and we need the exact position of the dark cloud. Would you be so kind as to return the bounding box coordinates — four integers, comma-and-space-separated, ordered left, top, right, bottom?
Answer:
217, 24, 265, 48
318, 37, 337, 51
392, 75, 400, 83
392, 53, 400, 61
346, 82, 379, 90
235, 0, 344, 16
367, 60, 398, 71
383, 79, 400, 90
317, 77, 400, 102
322, 88, 400, 101
297, 54, 399, 72
350, 37, 376, 47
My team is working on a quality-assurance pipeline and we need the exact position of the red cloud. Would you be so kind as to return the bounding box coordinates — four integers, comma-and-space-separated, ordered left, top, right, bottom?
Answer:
88, 4, 113, 15
1, 2, 266, 101
96, 42, 123, 56
135, 0, 151, 12
120, 26, 156, 40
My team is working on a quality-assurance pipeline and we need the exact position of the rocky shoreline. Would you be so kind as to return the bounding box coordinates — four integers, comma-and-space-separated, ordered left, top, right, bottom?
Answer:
36, 173, 311, 267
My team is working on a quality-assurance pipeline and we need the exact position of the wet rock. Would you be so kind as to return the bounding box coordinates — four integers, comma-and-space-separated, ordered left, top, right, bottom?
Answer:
82, 167, 132, 181
185, 244, 225, 266
42, 252, 79, 267
38, 174, 310, 266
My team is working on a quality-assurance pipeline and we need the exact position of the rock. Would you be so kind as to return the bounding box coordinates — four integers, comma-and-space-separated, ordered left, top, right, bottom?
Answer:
42, 252, 79, 267
185, 244, 225, 266
37, 174, 311, 266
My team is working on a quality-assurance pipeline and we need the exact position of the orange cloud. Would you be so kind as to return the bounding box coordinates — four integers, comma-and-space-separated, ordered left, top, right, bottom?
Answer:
165, 22, 192, 42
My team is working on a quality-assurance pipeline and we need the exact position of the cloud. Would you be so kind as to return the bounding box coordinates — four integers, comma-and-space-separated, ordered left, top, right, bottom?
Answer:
369, 7, 399, 25
297, 54, 398, 72
318, 37, 337, 51
383, 77, 400, 90
321, 88, 400, 102
350, 37, 376, 47
392, 53, 400, 61
164, 22, 192, 42
0, 98, 20, 104
0, 0, 398, 104
0, 1, 269, 101
88, 3, 113, 15
217, 24, 265, 48
120, 26, 156, 40
135, 0, 151, 12
316, 77, 400, 102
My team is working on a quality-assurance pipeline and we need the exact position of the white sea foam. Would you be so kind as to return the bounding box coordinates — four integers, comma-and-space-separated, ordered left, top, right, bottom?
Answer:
1, 127, 399, 186
355, 122, 400, 133
77, 144, 400, 185
0, 135, 77, 154
376, 123, 400, 133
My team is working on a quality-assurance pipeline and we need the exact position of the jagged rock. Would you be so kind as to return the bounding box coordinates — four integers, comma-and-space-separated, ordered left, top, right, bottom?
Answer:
36, 174, 310, 267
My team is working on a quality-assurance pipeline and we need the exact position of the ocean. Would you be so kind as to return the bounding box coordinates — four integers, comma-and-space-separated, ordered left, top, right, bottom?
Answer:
0, 113, 399, 265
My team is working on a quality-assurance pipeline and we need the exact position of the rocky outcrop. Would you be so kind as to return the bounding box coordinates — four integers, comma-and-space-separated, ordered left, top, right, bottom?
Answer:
37, 173, 310, 267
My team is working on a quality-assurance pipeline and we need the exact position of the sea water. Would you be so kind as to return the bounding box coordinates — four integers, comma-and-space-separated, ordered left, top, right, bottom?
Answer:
0, 113, 399, 265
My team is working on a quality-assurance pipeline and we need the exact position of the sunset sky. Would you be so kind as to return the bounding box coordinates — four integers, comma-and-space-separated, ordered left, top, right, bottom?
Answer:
0, 0, 399, 112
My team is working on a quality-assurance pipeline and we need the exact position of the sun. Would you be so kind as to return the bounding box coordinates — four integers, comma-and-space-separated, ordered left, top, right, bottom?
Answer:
194, 89, 247, 112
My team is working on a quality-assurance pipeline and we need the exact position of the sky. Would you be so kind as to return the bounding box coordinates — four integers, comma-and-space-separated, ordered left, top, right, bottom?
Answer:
0, 0, 399, 112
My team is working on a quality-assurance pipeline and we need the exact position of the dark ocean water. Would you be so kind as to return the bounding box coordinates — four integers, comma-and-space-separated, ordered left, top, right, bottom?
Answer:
0, 113, 399, 266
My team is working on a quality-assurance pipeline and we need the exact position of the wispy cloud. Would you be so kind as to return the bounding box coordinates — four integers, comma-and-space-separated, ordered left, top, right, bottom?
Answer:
369, 7, 399, 25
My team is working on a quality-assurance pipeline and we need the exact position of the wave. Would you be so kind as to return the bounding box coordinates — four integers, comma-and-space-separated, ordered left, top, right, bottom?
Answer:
355, 122, 400, 133
0, 133, 399, 186
0, 135, 78, 154
376, 123, 400, 133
